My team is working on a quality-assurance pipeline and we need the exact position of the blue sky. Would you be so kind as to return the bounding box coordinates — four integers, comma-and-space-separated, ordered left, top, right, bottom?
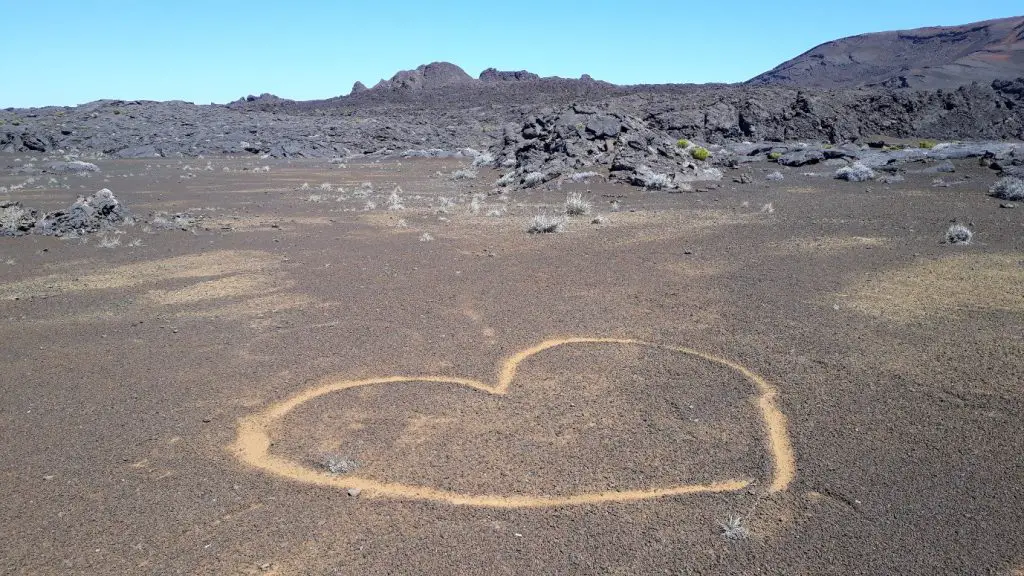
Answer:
2, 1, 1021, 107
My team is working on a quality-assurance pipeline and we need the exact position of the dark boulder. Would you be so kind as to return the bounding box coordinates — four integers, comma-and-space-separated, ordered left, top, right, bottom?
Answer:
21, 132, 49, 152
778, 149, 826, 166
36, 189, 128, 237
0, 201, 39, 236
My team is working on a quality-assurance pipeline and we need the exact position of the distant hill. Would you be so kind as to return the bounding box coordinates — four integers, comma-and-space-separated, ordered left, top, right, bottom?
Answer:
348, 62, 602, 96
747, 16, 1024, 89
370, 62, 475, 92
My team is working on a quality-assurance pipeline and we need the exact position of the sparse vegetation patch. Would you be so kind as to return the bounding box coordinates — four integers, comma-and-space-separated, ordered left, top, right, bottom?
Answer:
564, 192, 591, 216
387, 187, 405, 210
720, 516, 749, 540
945, 223, 972, 245
527, 214, 566, 234
523, 172, 546, 187
452, 168, 478, 180
990, 176, 1024, 200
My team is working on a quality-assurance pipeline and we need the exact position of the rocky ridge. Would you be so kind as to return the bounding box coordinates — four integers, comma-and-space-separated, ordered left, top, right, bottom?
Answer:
4, 77, 1021, 164
748, 15, 1024, 90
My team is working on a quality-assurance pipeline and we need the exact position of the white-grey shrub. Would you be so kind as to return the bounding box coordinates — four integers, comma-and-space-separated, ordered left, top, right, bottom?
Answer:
452, 168, 478, 180
569, 171, 600, 182
634, 165, 673, 190
523, 172, 546, 187
835, 162, 875, 182
564, 192, 591, 216
766, 171, 784, 181
471, 152, 495, 167
990, 176, 1024, 200
945, 223, 973, 245
527, 214, 566, 234
437, 197, 455, 214
496, 172, 516, 187
96, 233, 121, 249
720, 516, 749, 540
387, 187, 405, 210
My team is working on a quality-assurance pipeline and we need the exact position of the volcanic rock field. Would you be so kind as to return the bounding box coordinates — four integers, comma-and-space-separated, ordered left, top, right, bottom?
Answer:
1, 15, 1023, 576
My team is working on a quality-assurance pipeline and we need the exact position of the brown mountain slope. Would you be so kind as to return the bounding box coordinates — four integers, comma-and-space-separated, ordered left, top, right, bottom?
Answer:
747, 16, 1024, 89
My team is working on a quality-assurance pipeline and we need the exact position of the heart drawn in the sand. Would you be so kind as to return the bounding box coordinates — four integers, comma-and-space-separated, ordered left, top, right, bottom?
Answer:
230, 337, 795, 508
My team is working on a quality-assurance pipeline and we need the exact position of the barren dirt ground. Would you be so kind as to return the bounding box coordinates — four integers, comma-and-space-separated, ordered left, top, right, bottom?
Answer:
1, 155, 1022, 575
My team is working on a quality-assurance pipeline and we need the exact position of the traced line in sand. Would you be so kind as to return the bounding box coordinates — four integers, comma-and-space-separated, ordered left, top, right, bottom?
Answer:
230, 338, 795, 508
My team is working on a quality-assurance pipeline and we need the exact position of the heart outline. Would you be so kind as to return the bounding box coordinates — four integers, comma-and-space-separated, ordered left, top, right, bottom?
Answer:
230, 337, 795, 508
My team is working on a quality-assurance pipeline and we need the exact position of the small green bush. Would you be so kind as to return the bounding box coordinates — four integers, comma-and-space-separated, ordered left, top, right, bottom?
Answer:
768, 151, 782, 161
918, 139, 937, 149
823, 143, 833, 149
677, 139, 690, 148
691, 147, 710, 161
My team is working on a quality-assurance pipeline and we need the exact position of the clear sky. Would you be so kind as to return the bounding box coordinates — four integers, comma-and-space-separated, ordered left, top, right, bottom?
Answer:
2, 0, 1021, 108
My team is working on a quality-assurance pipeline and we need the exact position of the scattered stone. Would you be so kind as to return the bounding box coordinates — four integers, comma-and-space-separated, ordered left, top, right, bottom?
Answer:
778, 149, 825, 167
46, 160, 100, 174
35, 189, 128, 237
1000, 202, 1016, 209
323, 456, 358, 474
0, 201, 39, 236
347, 488, 362, 497
835, 162, 875, 182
